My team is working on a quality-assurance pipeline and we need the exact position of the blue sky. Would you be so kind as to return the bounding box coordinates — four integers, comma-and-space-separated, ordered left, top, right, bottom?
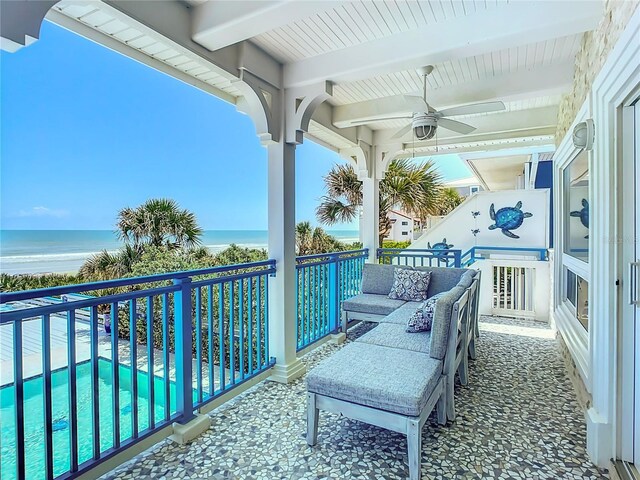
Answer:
0, 21, 470, 231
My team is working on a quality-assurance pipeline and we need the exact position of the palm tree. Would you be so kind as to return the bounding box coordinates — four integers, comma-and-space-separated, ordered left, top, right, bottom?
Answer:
316, 158, 442, 243
80, 244, 142, 281
435, 187, 464, 216
117, 198, 202, 250
296, 221, 344, 255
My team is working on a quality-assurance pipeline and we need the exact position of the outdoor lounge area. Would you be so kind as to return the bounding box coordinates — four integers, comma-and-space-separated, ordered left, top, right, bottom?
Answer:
2, 0, 640, 479
99, 316, 606, 480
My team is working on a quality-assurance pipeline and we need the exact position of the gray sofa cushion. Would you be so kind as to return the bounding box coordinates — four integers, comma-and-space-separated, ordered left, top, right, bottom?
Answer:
342, 293, 406, 315
378, 301, 423, 325
355, 323, 431, 355
307, 343, 443, 416
429, 285, 466, 360
414, 266, 468, 297
361, 263, 409, 295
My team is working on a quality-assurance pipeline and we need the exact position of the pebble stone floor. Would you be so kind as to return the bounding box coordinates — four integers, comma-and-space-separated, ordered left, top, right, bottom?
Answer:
101, 316, 609, 480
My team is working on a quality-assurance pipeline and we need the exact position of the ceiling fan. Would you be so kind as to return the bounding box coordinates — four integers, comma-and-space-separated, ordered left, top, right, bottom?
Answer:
385, 65, 506, 140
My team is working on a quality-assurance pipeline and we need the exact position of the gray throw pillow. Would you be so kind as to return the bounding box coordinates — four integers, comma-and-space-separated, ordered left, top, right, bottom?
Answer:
388, 268, 431, 301
406, 292, 445, 333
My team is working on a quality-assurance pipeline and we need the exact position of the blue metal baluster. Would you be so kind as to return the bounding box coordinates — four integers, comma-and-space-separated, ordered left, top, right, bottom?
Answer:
248, 277, 253, 375
90, 306, 101, 459
229, 281, 236, 385
162, 294, 170, 421
257, 276, 262, 369
296, 268, 300, 349
265, 273, 270, 362
207, 285, 214, 397
42, 314, 54, 479
312, 265, 317, 342
218, 282, 226, 393
302, 267, 307, 346
239, 279, 245, 381
67, 309, 78, 472
111, 302, 121, 446
129, 299, 138, 438
321, 264, 326, 335
13, 320, 25, 479
146, 297, 155, 430
195, 287, 203, 404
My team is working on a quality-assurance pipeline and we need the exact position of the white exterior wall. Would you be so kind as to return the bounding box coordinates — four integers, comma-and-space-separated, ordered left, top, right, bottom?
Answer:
412, 189, 550, 254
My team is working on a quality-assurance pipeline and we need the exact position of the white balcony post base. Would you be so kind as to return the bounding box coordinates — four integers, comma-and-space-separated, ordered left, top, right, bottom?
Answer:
330, 332, 346, 344
269, 358, 306, 384
169, 414, 211, 445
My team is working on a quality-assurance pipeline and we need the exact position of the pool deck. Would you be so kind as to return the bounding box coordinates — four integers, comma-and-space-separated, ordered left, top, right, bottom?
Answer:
98, 316, 609, 480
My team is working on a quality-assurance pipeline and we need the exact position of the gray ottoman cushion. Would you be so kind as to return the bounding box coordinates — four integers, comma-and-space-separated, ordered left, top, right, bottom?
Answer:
378, 301, 423, 324
361, 263, 409, 295
307, 343, 443, 416
342, 293, 406, 315
355, 323, 431, 355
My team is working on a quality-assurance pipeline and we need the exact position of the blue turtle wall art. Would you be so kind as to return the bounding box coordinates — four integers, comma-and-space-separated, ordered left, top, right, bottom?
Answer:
570, 198, 589, 238
428, 238, 454, 258
488, 201, 533, 239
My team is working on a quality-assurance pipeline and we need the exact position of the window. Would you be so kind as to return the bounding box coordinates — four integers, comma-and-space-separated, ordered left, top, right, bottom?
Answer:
564, 268, 588, 331
401, 231, 408, 236
563, 150, 589, 262
401, 221, 408, 225
470, 186, 480, 194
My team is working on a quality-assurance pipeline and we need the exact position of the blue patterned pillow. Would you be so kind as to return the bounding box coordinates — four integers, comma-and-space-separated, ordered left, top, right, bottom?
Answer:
388, 268, 431, 301
406, 293, 445, 333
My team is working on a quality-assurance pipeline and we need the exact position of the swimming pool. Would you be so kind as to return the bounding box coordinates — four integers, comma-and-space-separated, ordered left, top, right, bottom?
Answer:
0, 359, 179, 480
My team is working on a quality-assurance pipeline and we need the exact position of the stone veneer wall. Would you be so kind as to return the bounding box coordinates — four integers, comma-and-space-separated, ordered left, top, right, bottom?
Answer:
555, 0, 640, 141
557, 332, 592, 410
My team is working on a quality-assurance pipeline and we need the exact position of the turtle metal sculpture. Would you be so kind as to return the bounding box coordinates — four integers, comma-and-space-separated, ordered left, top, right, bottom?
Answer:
488, 201, 532, 239
570, 198, 589, 238
428, 238, 454, 258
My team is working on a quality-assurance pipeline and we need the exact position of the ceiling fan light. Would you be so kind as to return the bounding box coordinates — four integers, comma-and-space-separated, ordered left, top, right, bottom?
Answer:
414, 124, 437, 140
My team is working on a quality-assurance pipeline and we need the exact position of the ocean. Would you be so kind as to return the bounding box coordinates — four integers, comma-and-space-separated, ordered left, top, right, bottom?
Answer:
0, 230, 360, 275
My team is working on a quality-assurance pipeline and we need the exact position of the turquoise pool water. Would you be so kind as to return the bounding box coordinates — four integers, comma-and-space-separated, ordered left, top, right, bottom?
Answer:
0, 359, 178, 480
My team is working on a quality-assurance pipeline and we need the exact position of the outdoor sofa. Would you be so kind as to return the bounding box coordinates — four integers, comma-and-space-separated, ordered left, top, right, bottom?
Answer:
306, 264, 480, 480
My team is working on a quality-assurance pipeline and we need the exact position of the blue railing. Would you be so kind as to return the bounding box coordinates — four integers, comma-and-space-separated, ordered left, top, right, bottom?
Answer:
460, 246, 548, 267
377, 248, 462, 268
295, 249, 368, 351
0, 260, 275, 480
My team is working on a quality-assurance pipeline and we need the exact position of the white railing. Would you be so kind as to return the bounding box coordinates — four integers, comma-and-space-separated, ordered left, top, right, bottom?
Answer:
475, 258, 551, 321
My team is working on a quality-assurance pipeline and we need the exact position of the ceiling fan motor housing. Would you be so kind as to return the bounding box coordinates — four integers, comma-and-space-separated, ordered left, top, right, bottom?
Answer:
411, 112, 438, 140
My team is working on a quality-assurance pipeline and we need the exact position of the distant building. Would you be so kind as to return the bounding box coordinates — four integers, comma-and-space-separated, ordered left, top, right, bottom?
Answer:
445, 176, 483, 197
386, 210, 414, 242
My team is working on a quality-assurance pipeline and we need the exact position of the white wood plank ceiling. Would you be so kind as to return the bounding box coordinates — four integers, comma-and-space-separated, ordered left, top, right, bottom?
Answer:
45, 0, 604, 155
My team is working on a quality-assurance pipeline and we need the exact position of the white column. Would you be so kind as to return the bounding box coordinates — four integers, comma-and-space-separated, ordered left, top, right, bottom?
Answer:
266, 140, 305, 383
361, 175, 380, 263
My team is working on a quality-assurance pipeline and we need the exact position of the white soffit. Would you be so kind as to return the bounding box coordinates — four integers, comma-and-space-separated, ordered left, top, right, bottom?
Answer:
52, 1, 243, 101
468, 154, 530, 191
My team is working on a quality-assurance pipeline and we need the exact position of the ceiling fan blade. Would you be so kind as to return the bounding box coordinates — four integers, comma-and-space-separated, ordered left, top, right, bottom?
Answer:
403, 95, 428, 112
438, 101, 505, 117
438, 118, 477, 135
391, 123, 413, 139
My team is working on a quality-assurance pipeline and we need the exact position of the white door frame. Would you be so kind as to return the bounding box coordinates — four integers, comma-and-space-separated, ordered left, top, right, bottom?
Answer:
618, 95, 640, 464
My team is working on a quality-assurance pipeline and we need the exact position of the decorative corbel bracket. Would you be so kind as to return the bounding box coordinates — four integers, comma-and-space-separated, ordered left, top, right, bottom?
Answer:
339, 141, 373, 180
285, 81, 333, 145
374, 143, 404, 180
1, 0, 58, 52
233, 69, 281, 146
